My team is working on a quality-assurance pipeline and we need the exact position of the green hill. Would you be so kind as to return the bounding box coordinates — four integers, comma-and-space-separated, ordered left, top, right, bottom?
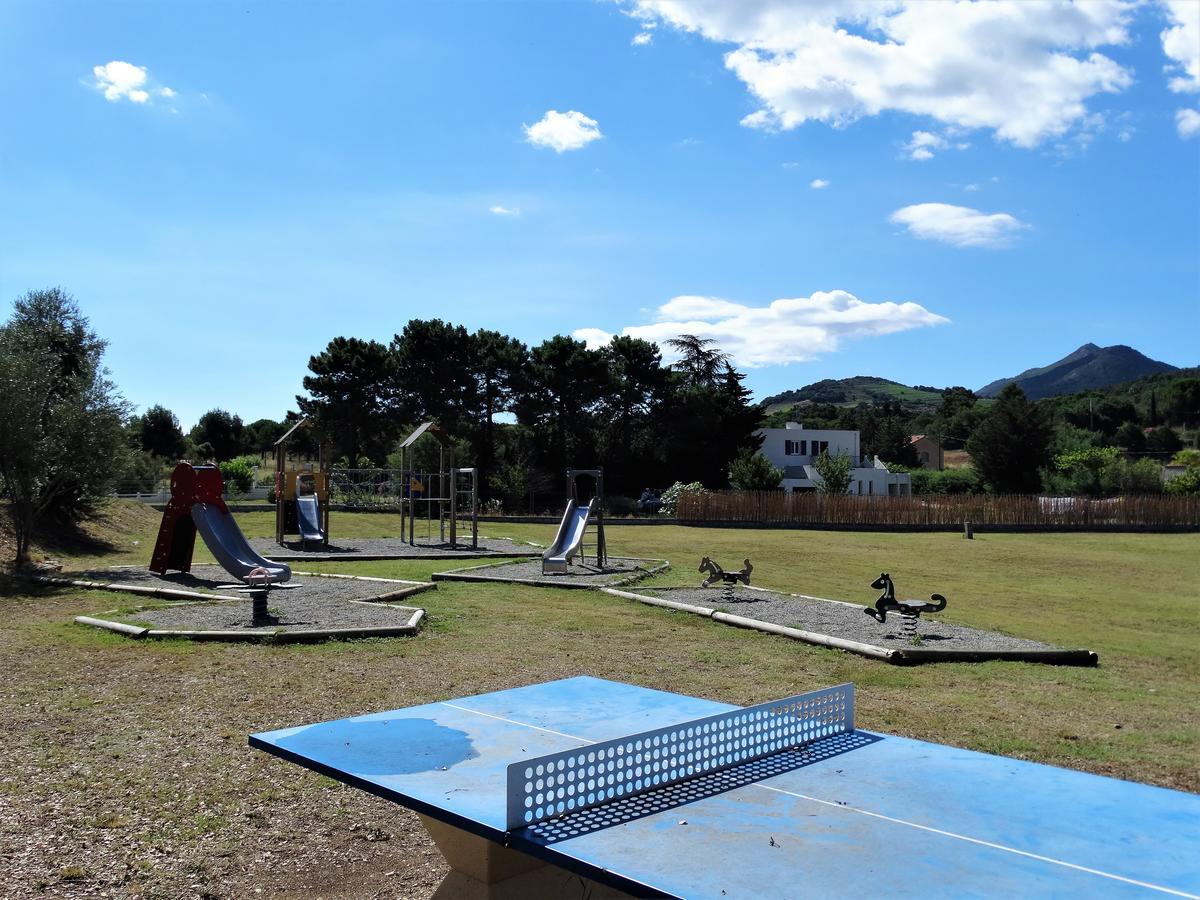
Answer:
761, 376, 946, 412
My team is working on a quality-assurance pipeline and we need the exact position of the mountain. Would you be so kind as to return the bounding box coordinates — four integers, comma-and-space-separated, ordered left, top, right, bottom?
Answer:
977, 344, 1178, 401
761, 376, 946, 411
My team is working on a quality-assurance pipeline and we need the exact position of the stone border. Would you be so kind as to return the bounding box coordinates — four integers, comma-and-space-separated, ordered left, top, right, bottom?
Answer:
600, 586, 1099, 667
31, 572, 437, 605
30, 575, 241, 602
290, 571, 437, 603
45, 571, 433, 643
262, 545, 541, 562
73, 607, 426, 643
431, 557, 669, 590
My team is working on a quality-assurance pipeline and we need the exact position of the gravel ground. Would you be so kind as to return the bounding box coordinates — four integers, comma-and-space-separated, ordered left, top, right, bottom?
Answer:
248, 536, 538, 560
640, 586, 1059, 652
71, 566, 425, 633
435, 557, 663, 587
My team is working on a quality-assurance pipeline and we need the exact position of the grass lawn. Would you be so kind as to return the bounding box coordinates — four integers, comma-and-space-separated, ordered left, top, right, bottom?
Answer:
0, 502, 1196, 898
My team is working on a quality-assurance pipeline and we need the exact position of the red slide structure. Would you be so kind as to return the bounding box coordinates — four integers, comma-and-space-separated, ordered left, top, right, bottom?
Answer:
150, 463, 290, 582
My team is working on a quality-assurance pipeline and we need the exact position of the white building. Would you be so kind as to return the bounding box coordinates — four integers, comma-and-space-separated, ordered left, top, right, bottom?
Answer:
755, 422, 911, 496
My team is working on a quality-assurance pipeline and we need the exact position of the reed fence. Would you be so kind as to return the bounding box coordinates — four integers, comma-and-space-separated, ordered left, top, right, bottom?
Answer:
675, 491, 1200, 531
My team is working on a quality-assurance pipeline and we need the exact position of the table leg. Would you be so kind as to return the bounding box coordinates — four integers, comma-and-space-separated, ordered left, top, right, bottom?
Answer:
419, 815, 635, 900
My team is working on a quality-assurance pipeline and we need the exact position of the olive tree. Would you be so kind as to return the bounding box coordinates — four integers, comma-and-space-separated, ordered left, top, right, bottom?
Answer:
0, 289, 128, 567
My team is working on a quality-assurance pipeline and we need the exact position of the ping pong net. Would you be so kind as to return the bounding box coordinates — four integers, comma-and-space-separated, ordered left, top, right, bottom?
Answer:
506, 683, 854, 831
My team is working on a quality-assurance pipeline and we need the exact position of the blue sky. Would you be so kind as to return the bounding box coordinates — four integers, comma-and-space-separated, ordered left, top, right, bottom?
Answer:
1, 0, 1197, 428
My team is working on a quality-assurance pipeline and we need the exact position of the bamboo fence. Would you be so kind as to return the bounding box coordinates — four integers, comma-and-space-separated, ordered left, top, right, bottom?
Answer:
675, 491, 1199, 530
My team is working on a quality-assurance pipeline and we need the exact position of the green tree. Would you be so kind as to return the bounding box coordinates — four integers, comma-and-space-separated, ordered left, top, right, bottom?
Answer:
728, 449, 783, 490
1048, 446, 1121, 496
1165, 379, 1200, 427
598, 336, 671, 494
298, 337, 398, 464
1113, 421, 1146, 452
391, 319, 478, 432
244, 418, 287, 453
132, 404, 187, 459
189, 409, 245, 462
516, 336, 608, 477
658, 362, 765, 488
936, 386, 982, 446
664, 334, 729, 388
1146, 426, 1183, 457
469, 329, 528, 496
1104, 458, 1162, 495
966, 383, 1052, 493
0, 289, 129, 566
812, 450, 853, 495
856, 402, 919, 467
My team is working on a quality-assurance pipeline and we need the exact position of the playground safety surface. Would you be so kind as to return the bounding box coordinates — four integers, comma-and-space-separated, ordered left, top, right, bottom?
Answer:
614, 586, 1098, 665
247, 535, 540, 561
57, 566, 430, 641
431, 556, 668, 588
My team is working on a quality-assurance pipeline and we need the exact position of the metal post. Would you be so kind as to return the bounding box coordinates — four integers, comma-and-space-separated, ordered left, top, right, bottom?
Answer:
471, 467, 478, 550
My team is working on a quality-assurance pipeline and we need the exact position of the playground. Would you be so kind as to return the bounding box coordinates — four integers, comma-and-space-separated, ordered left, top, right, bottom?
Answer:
0, 501, 1197, 897
0, 439, 1195, 894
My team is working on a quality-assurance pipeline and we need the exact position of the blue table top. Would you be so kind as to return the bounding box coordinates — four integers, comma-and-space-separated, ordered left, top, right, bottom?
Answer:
250, 676, 1200, 899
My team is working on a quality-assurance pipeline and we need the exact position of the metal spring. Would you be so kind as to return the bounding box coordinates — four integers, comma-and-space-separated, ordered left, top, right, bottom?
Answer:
901, 612, 918, 638
722, 582, 735, 605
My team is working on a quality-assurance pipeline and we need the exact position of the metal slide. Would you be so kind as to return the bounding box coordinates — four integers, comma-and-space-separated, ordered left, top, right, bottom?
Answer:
542, 499, 593, 574
295, 495, 325, 545
191, 502, 291, 583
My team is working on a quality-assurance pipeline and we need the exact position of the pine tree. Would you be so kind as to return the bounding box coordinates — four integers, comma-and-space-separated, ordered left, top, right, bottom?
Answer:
966, 383, 1052, 493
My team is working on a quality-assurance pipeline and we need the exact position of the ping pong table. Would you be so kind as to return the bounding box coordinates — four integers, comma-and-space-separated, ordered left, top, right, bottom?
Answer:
250, 676, 1199, 899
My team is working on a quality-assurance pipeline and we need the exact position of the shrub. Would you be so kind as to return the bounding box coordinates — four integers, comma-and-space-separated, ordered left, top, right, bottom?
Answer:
659, 481, 705, 515
907, 467, 980, 495
1166, 466, 1200, 495
606, 495, 637, 516
728, 449, 783, 491
219, 456, 257, 495
1170, 449, 1200, 469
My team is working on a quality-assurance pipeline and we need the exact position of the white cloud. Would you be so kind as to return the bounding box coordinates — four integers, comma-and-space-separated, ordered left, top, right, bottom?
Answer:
1161, 0, 1200, 93
574, 289, 948, 367
627, 1, 1135, 147
890, 203, 1027, 248
524, 110, 603, 153
632, 30, 654, 46
904, 130, 948, 161
809, 178, 829, 189
1178, 108, 1200, 138
91, 61, 174, 105
489, 205, 520, 216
